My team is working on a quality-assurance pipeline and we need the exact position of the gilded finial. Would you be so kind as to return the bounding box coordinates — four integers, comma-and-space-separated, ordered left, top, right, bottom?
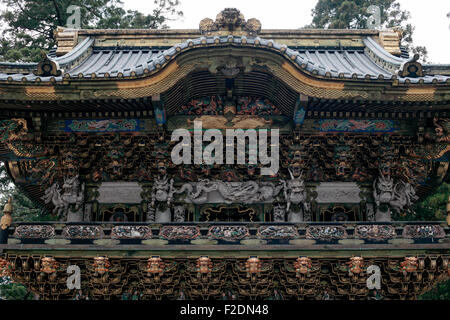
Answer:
1, 197, 13, 230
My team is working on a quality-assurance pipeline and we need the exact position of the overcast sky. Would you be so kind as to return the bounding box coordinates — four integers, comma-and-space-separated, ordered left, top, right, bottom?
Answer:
123, 0, 450, 64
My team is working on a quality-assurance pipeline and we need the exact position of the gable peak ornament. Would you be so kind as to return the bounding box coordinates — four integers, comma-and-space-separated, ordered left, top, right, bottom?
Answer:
33, 52, 62, 77
200, 8, 261, 36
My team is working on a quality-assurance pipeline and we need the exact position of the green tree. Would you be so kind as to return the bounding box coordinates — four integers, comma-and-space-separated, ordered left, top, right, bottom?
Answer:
419, 279, 450, 300
0, 0, 183, 62
0, 277, 33, 300
0, 162, 56, 222
307, 0, 428, 61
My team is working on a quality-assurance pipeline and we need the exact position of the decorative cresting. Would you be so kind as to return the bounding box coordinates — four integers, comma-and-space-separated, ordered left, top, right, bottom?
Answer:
199, 8, 261, 36
33, 52, 62, 77
398, 54, 424, 78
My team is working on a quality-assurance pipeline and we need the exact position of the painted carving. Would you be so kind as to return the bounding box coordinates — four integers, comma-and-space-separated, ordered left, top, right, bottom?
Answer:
0, 119, 45, 157
306, 226, 347, 240
207, 225, 249, 241
40, 257, 58, 274
93, 256, 110, 275
150, 174, 175, 206
281, 169, 309, 213
257, 225, 299, 239
111, 226, 152, 239
65, 119, 139, 132
294, 257, 318, 278
173, 205, 186, 222
62, 225, 104, 239
0, 258, 11, 277
373, 170, 418, 217
402, 225, 445, 239
316, 119, 396, 133
41, 175, 85, 221
273, 204, 286, 222
176, 180, 282, 204
354, 225, 396, 240
159, 226, 200, 240
13, 225, 55, 239
180, 96, 281, 116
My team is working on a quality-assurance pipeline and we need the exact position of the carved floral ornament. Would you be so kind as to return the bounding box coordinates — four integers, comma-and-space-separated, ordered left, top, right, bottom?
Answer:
200, 8, 261, 36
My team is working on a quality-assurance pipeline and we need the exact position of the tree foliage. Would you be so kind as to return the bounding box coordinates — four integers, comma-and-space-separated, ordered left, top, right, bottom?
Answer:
0, 0, 183, 62
0, 162, 56, 222
0, 277, 33, 300
308, 0, 428, 61
419, 279, 450, 300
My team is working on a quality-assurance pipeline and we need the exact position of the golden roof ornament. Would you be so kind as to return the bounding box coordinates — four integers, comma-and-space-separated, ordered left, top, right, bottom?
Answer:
1, 197, 13, 230
398, 53, 424, 78
199, 8, 261, 36
33, 51, 62, 77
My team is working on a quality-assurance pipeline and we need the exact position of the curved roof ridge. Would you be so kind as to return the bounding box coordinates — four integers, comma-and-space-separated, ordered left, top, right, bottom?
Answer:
54, 37, 94, 71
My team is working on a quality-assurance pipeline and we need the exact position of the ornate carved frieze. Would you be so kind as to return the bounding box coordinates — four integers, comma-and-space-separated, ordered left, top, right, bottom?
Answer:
13, 225, 55, 239
257, 225, 299, 239
176, 180, 283, 204
61, 225, 104, 239
402, 225, 445, 239
207, 225, 249, 241
63, 119, 140, 132
315, 119, 397, 133
306, 225, 347, 240
354, 225, 396, 240
159, 226, 200, 240
111, 226, 152, 239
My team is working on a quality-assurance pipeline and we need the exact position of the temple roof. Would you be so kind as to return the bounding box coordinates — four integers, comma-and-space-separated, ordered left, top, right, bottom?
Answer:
0, 8, 449, 106
0, 32, 449, 85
